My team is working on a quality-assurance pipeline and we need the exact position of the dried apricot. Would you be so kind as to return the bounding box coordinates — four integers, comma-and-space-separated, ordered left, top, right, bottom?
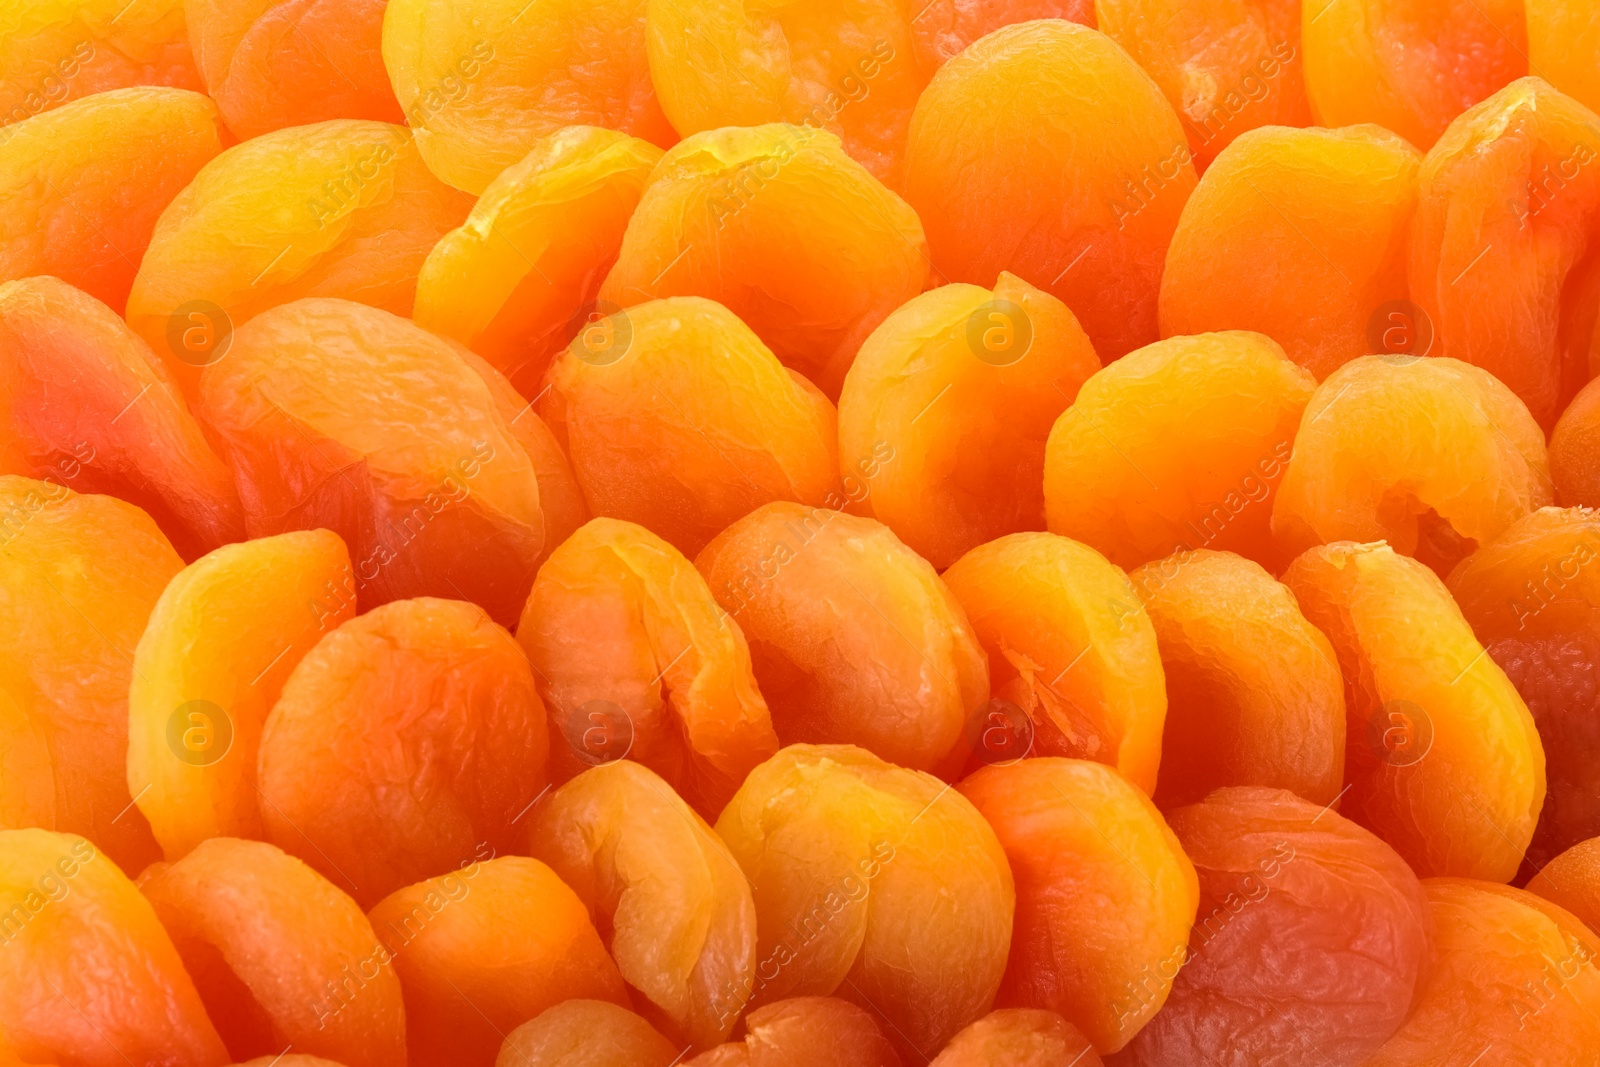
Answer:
1552, 377, 1600, 506
912, 2, 1096, 72
930, 1009, 1102, 1067
1528, 0, 1600, 115
1526, 836, 1600, 936
497, 1001, 679, 1067
696, 504, 988, 776
1283, 541, 1544, 881
902, 20, 1195, 361
837, 272, 1100, 569
1043, 331, 1313, 571
683, 997, 901, 1067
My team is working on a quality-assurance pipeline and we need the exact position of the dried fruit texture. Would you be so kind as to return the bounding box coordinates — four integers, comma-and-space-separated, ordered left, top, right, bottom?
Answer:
1409, 78, 1600, 430
1273, 356, 1552, 577
0, 87, 222, 314
598, 125, 930, 399
1158, 125, 1422, 380
125, 121, 472, 396
684, 997, 902, 1067
1114, 788, 1429, 1066
497, 1001, 679, 1067
368, 856, 629, 1067
1528, 0, 1600, 115
1130, 550, 1345, 808
1447, 508, 1600, 871
414, 126, 663, 398
197, 298, 562, 628
0, 477, 181, 871
257, 597, 547, 908
1527, 836, 1600, 936
696, 504, 988, 776
715, 746, 1014, 1059
1302, 0, 1527, 150
540, 298, 845, 557
0, 829, 225, 1067
1552, 377, 1600, 506
137, 837, 405, 1066
1096, 0, 1309, 171
0, 276, 242, 560
958, 759, 1197, 1054
1044, 331, 1313, 571
382, 0, 673, 195
527, 762, 756, 1049
913, 1, 1095, 72
0, 0, 202, 126
903, 20, 1194, 362
1283, 541, 1545, 881
128, 530, 354, 861
1364, 879, 1600, 1064
231, 1059, 347, 1067
942, 533, 1166, 791
930, 1009, 1103, 1067
837, 273, 1100, 569
518, 518, 777, 814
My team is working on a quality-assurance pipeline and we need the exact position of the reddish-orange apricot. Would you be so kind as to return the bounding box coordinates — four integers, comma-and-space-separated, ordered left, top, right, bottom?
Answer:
959, 758, 1197, 1053
684, 997, 902, 1067
1364, 879, 1600, 1064
903, 20, 1195, 361
598, 126, 930, 399
1130, 549, 1345, 808
257, 597, 548, 907
913, 2, 1096, 72
497, 1001, 679, 1067
518, 518, 777, 814
138, 837, 405, 1066
1158, 125, 1421, 380
0, 829, 226, 1067
1302, 0, 1526, 150
1528, 0, 1600, 116
231, 1059, 347, 1067
930, 1009, 1102, 1067
837, 272, 1100, 569
1527, 836, 1600, 936
942, 533, 1166, 791
368, 856, 629, 1067
696, 504, 988, 776
1283, 541, 1545, 881
1114, 788, 1428, 1064
0, 275, 243, 560
1550, 372, 1600, 507
1044, 331, 1313, 571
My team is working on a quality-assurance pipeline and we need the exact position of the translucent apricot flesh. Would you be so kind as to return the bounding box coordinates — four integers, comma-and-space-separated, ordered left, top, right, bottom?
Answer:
1158, 124, 1421, 380
1526, 836, 1600, 937
837, 272, 1100, 569
497, 1001, 679, 1067
137, 837, 405, 1066
1552, 377, 1600, 506
598, 125, 930, 399
683, 997, 902, 1067
1528, 0, 1600, 116
1282, 541, 1545, 881
0, 275, 243, 560
695, 504, 989, 776
929, 1009, 1102, 1067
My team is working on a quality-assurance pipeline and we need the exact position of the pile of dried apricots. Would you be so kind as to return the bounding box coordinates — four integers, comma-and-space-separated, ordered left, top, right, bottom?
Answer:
4, 0, 1600, 1063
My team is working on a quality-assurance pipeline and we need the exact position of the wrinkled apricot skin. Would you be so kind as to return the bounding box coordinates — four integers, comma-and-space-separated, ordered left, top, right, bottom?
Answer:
696, 504, 989, 776
913, 1, 1096, 72
0, 275, 243, 560
368, 856, 629, 1067
1131, 549, 1345, 808
128, 530, 355, 861
1158, 125, 1421, 380
1302, 0, 1527, 150
1044, 331, 1313, 571
137, 837, 406, 1066
1527, 836, 1600, 936
1283, 541, 1545, 882
903, 20, 1196, 362
1409, 78, 1600, 430
1528, 0, 1600, 116
684, 997, 902, 1067
1552, 378, 1600, 506
0, 829, 226, 1067
942, 533, 1166, 791
599, 125, 930, 399
497, 1001, 679, 1067
1114, 788, 1428, 1065
1364, 879, 1600, 1064
838, 272, 1100, 569
0, 87, 223, 313
414, 126, 663, 397
958, 758, 1197, 1054
930, 1009, 1103, 1067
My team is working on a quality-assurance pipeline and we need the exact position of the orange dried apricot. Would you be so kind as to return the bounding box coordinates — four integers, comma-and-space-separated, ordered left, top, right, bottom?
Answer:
1552, 376, 1600, 506
1282, 540, 1545, 881
958, 758, 1197, 1053
1528, 0, 1600, 116
837, 272, 1100, 569
684, 997, 901, 1067
902, 20, 1195, 361
1526, 835, 1600, 936
496, 1001, 679, 1067
598, 125, 929, 399
1043, 331, 1313, 571
231, 1059, 346, 1067
1158, 124, 1421, 380
696, 504, 988, 776
137, 837, 405, 1067
912, 2, 1097, 72
930, 1009, 1102, 1067
1113, 787, 1428, 1065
